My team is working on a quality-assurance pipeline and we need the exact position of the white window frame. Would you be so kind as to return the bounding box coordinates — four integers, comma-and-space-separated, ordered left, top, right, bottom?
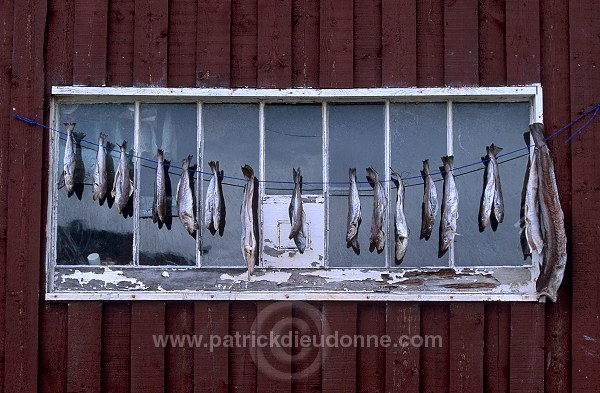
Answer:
46, 84, 544, 302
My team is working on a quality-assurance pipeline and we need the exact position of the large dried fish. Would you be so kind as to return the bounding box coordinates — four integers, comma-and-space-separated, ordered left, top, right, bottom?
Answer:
420, 159, 438, 240
523, 137, 544, 255
346, 168, 361, 253
530, 123, 567, 302
176, 155, 198, 235
62, 123, 85, 194
479, 144, 503, 230
92, 132, 109, 201
391, 168, 409, 263
439, 156, 458, 257
241, 165, 258, 280
288, 168, 307, 254
204, 161, 224, 234
111, 141, 134, 213
367, 167, 387, 253
152, 149, 167, 224
492, 145, 504, 223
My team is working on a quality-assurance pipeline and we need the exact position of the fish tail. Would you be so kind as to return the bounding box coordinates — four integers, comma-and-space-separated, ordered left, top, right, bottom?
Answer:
390, 167, 401, 187
489, 143, 503, 156
98, 133, 107, 143
349, 167, 356, 179
157, 149, 164, 159
293, 168, 302, 183
118, 140, 127, 150
209, 161, 217, 173
73, 132, 86, 141
441, 155, 454, 167
422, 159, 430, 175
241, 164, 254, 180
105, 141, 114, 150
64, 122, 76, 132
366, 167, 379, 187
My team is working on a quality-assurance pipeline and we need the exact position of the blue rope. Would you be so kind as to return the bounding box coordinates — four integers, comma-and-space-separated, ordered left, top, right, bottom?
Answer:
13, 101, 600, 186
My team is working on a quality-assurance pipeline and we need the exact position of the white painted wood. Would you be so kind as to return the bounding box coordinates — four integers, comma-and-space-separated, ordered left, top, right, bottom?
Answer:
196, 102, 203, 267
258, 102, 266, 267
322, 102, 329, 268
46, 98, 59, 292
132, 101, 141, 266
384, 100, 391, 268
447, 100, 455, 268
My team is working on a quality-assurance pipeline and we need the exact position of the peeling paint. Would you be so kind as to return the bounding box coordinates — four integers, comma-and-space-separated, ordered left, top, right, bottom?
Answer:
220, 271, 292, 284
61, 268, 148, 290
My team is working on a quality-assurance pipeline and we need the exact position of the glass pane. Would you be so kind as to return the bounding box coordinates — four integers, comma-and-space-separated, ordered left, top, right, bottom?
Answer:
453, 102, 531, 266
138, 104, 198, 266
390, 103, 448, 267
328, 103, 386, 267
202, 104, 260, 266
265, 104, 323, 195
56, 103, 134, 265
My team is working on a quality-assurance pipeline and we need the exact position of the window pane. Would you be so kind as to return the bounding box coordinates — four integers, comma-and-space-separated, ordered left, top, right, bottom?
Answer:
390, 103, 448, 267
138, 104, 198, 266
452, 102, 530, 266
202, 104, 260, 267
328, 103, 385, 267
56, 103, 134, 265
265, 104, 323, 195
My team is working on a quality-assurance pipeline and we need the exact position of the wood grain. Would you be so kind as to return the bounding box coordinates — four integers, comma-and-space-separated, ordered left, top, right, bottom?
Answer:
292, 0, 319, 87
67, 302, 102, 393
107, 0, 135, 86
385, 303, 420, 393
73, 0, 108, 85
102, 303, 132, 393
131, 302, 166, 392
133, 0, 169, 86
195, 302, 230, 393
444, 0, 478, 85
231, 0, 258, 87
319, 0, 353, 88
257, 0, 292, 88
321, 302, 357, 393
449, 303, 484, 393
382, 0, 416, 87
168, 0, 197, 87
197, 0, 231, 87
353, 0, 381, 87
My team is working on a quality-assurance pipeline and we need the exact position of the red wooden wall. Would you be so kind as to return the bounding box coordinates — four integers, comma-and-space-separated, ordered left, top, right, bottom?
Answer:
0, 0, 599, 392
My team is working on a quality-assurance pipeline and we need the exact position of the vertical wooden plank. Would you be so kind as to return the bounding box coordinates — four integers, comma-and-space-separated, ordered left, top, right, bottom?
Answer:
197, 0, 231, 87
385, 303, 420, 393
4, 0, 47, 390
540, 0, 572, 391
133, 0, 169, 86
291, 302, 322, 393
569, 1, 600, 391
229, 302, 257, 393
256, 302, 292, 393
73, 0, 108, 85
195, 302, 229, 393
319, 0, 353, 88
353, 0, 382, 87
449, 303, 484, 393
167, 0, 197, 87
420, 304, 450, 393
257, 0, 292, 88
321, 302, 357, 393
416, 0, 444, 87
166, 303, 194, 393
483, 304, 510, 393
67, 303, 102, 393
292, 0, 319, 87
102, 303, 131, 393
478, 0, 506, 86
231, 0, 258, 87
107, 0, 135, 86
381, 0, 417, 87
357, 303, 385, 393
444, 0, 478, 85
131, 302, 166, 393
505, 0, 540, 84
46, 0, 75, 86
39, 304, 68, 393
509, 303, 544, 392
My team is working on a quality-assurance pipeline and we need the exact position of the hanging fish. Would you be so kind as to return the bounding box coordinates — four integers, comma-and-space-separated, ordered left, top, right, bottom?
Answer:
439, 156, 458, 257
523, 138, 543, 255
176, 155, 198, 235
92, 133, 109, 201
420, 159, 438, 240
366, 167, 387, 253
391, 168, 409, 264
111, 141, 134, 213
479, 145, 497, 230
241, 165, 258, 281
204, 161, 225, 235
491, 144, 504, 223
288, 168, 307, 253
62, 123, 85, 194
346, 168, 361, 253
152, 149, 167, 224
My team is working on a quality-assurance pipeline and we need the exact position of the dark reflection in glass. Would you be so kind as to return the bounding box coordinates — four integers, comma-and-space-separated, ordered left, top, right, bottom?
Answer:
56, 104, 134, 265
265, 104, 323, 195
328, 103, 386, 267
390, 103, 447, 267
138, 104, 198, 266
202, 104, 260, 267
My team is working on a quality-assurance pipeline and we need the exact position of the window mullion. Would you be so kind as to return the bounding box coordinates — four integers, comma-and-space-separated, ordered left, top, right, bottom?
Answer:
258, 101, 266, 267
322, 101, 329, 268
197, 101, 203, 267
384, 100, 391, 269
132, 101, 141, 266
447, 99, 454, 268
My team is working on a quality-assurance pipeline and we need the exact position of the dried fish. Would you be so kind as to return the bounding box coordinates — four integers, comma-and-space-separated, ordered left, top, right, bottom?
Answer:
62, 123, 85, 194
420, 159, 438, 240
288, 168, 307, 253
152, 149, 167, 224
391, 168, 409, 263
492, 145, 504, 224
176, 155, 198, 235
367, 167, 387, 253
92, 133, 109, 201
530, 123, 567, 302
524, 137, 544, 255
346, 168, 361, 253
241, 165, 258, 280
479, 144, 503, 230
204, 161, 224, 234
439, 156, 458, 257
111, 141, 134, 213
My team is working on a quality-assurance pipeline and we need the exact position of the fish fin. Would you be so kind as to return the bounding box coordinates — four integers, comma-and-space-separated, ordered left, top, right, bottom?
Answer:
241, 165, 254, 180
58, 171, 66, 189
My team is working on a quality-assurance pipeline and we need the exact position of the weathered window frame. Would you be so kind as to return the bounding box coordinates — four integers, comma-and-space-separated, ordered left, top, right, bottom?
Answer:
47, 84, 544, 302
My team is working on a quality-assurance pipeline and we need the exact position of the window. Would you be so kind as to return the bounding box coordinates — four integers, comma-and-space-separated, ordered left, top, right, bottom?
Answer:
47, 85, 543, 301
